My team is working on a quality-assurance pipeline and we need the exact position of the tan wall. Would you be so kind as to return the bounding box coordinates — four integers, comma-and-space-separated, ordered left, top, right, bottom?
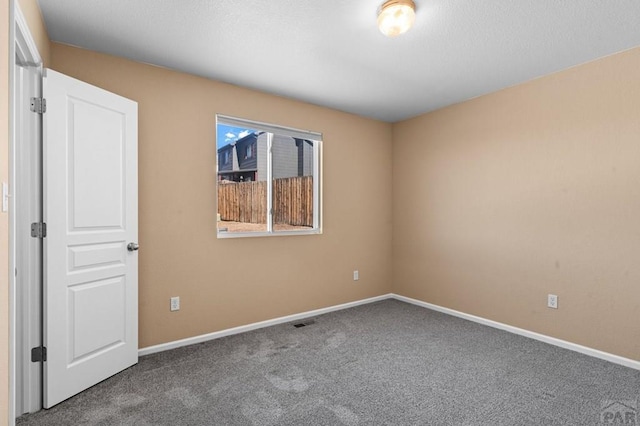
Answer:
17, 0, 50, 67
0, 0, 9, 423
393, 47, 640, 360
50, 43, 393, 348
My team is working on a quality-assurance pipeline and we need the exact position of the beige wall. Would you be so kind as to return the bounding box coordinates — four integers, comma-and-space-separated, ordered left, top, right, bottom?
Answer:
1, 0, 9, 423
17, 0, 49, 67
50, 43, 394, 348
393, 47, 640, 360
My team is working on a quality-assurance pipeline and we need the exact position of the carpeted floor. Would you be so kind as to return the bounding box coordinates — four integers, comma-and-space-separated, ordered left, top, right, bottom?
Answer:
17, 299, 640, 425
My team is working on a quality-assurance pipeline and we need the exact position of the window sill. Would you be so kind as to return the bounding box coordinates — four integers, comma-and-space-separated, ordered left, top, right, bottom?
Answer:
217, 228, 322, 239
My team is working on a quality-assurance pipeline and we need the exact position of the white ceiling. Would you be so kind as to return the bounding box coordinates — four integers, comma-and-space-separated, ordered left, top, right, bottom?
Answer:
37, 1, 640, 122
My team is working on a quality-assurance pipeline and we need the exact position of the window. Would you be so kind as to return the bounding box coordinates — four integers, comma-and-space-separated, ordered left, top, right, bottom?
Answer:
216, 115, 322, 237
245, 143, 255, 159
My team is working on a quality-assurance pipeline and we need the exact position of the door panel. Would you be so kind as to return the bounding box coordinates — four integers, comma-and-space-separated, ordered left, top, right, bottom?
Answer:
68, 277, 126, 363
43, 69, 138, 408
69, 99, 125, 229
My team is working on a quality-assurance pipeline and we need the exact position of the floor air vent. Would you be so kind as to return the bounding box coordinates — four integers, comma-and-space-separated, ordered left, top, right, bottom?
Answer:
293, 319, 316, 328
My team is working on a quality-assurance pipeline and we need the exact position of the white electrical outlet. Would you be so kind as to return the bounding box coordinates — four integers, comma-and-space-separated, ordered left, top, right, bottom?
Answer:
170, 296, 180, 311
547, 294, 558, 309
353, 270, 359, 281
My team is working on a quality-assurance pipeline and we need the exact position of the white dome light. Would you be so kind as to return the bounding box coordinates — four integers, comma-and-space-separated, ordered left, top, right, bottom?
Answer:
378, 0, 416, 37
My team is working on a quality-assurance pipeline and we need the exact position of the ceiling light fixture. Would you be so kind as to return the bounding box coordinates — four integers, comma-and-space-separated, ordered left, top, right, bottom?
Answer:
377, 0, 416, 37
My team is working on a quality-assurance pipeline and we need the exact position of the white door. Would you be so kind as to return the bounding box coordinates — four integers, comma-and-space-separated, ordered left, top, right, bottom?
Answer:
42, 69, 138, 408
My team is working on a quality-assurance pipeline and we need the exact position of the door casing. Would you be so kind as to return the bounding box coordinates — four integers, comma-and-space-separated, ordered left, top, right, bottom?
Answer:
14, 63, 43, 416
11, 1, 45, 420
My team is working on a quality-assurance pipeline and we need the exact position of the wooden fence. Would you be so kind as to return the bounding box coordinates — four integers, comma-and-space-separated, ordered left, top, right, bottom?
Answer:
218, 176, 313, 227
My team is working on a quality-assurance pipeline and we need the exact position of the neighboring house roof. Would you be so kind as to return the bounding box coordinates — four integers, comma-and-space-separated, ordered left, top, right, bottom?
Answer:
217, 131, 264, 153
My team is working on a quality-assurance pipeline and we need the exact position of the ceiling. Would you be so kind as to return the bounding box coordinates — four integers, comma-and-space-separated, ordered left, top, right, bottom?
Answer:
37, 1, 640, 122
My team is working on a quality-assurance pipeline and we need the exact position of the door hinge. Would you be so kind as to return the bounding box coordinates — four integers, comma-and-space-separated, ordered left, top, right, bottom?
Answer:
30, 97, 46, 114
31, 346, 47, 362
31, 222, 47, 238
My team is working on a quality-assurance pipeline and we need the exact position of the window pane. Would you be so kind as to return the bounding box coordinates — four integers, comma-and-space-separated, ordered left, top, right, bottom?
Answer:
216, 124, 267, 233
271, 134, 315, 232
216, 115, 321, 238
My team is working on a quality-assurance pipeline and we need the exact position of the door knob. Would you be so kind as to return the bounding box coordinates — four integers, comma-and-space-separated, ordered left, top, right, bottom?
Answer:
127, 242, 139, 252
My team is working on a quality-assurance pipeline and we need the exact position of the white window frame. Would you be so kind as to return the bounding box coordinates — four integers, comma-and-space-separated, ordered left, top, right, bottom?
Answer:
216, 115, 322, 238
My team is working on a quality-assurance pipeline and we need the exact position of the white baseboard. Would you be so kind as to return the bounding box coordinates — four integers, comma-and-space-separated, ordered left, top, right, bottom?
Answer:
391, 293, 640, 371
138, 294, 393, 356
139, 292, 640, 372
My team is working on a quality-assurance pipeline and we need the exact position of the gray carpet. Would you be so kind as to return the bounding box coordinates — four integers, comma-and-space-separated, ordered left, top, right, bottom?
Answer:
17, 299, 640, 425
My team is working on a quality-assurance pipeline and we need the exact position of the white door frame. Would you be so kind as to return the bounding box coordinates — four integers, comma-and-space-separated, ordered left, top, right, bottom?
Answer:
10, 1, 43, 423
14, 61, 42, 416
